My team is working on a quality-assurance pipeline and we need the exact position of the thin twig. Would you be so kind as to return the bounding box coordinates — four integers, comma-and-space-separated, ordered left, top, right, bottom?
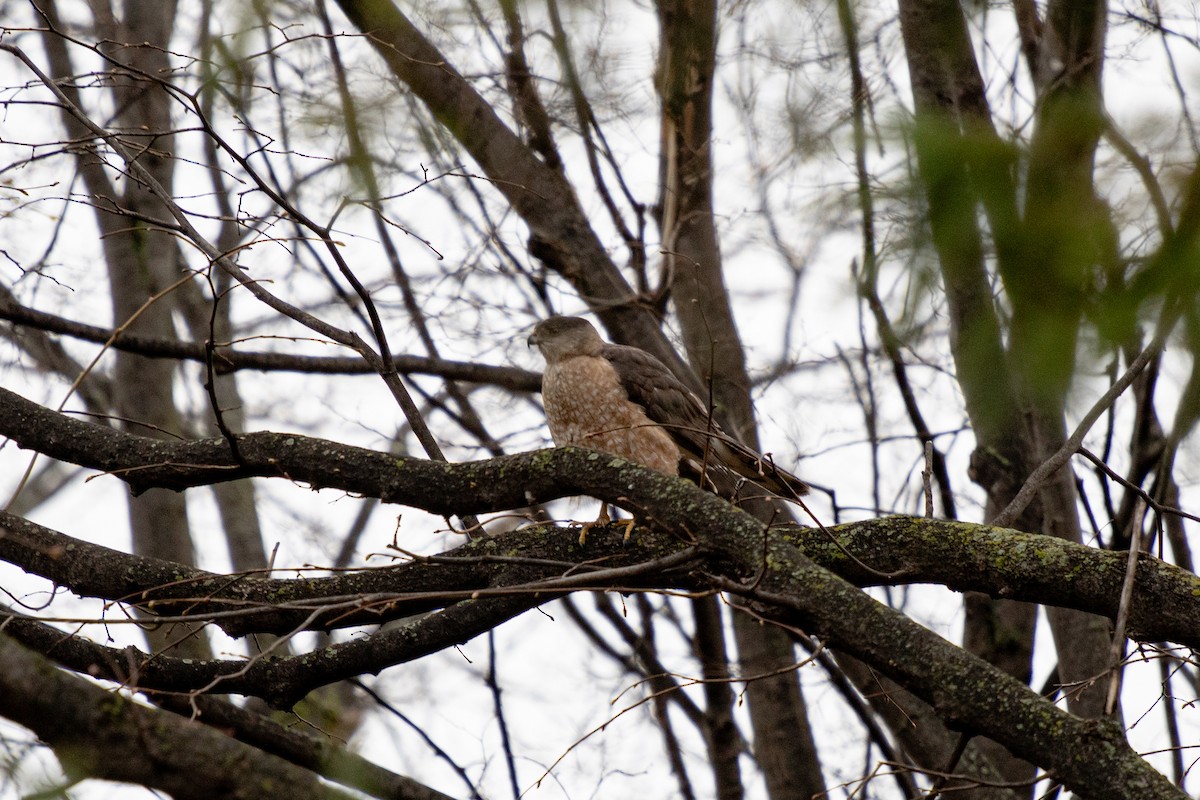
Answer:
486, 631, 522, 800
1106, 497, 1147, 717
924, 732, 971, 799
922, 440, 935, 518
351, 679, 484, 800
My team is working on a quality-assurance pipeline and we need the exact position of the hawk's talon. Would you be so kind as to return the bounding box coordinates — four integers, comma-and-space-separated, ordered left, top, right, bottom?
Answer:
578, 504, 612, 545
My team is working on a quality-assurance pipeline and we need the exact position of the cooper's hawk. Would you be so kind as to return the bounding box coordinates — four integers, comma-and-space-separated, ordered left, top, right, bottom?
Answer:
528, 316, 807, 538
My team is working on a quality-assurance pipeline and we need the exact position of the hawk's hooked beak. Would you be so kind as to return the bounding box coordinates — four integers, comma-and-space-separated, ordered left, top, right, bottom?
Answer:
527, 331, 538, 349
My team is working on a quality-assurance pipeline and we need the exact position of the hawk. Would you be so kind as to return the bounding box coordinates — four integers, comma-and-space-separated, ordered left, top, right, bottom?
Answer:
528, 316, 807, 538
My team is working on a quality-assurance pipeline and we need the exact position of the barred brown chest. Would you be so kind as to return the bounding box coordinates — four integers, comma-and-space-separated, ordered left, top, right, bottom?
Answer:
542, 355, 681, 476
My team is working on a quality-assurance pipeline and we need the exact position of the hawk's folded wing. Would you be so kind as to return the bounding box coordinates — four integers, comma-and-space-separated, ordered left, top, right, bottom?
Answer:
600, 343, 809, 499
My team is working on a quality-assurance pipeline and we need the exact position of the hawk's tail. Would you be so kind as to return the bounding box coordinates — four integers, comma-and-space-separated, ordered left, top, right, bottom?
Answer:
689, 436, 810, 500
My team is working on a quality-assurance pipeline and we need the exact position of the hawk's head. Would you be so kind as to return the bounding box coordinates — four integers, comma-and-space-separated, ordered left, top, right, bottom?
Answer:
528, 316, 604, 362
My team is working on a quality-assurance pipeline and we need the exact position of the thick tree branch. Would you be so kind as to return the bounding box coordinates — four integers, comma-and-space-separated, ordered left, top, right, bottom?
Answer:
5, 507, 1199, 647
0, 633, 374, 799
0, 510, 693, 634
0, 389, 1188, 794
2, 595, 538, 708
153, 693, 456, 800
0, 298, 540, 390
3, 388, 1199, 649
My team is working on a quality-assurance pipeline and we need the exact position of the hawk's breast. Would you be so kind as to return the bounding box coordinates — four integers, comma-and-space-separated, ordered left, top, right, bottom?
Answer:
542, 354, 681, 476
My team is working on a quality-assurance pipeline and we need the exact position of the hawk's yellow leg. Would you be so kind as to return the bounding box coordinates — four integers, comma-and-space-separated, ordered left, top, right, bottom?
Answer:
578, 505, 636, 544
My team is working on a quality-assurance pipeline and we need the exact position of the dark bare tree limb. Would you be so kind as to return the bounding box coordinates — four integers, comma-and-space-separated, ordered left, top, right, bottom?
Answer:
330, 0, 694, 382
0, 633, 405, 800
2, 387, 1200, 648
0, 386, 1193, 796
0, 297, 540, 388
153, 692, 457, 800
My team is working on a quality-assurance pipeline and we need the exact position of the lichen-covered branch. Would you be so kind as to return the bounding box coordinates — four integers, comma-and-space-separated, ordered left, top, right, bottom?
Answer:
0, 386, 1189, 797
